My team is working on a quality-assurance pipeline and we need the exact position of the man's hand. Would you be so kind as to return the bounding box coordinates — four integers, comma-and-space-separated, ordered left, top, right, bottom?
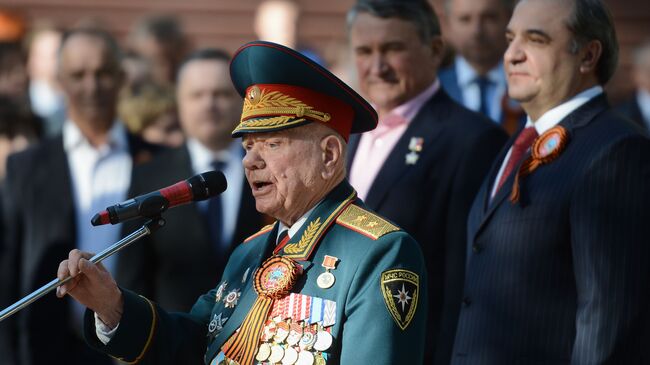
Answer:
56, 249, 124, 328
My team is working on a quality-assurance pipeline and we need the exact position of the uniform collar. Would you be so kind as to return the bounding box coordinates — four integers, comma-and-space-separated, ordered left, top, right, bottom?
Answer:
274, 180, 357, 261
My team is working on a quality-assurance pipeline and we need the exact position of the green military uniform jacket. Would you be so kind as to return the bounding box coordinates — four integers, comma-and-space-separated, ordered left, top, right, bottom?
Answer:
84, 181, 428, 364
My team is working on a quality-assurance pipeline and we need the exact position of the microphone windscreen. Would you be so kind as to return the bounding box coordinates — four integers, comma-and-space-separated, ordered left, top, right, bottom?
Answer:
188, 171, 227, 201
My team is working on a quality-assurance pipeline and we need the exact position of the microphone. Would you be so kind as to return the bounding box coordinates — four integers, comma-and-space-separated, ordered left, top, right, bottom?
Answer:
91, 171, 227, 226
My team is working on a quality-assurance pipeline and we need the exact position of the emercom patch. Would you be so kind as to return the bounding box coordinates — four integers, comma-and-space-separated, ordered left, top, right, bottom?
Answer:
380, 269, 419, 331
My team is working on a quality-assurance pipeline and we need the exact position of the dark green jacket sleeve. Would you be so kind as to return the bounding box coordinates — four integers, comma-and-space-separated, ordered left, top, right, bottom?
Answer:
339, 231, 428, 364
84, 288, 214, 364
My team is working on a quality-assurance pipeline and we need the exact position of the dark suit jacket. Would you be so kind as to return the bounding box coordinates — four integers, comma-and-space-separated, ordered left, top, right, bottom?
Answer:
116, 145, 263, 313
453, 95, 650, 364
613, 95, 648, 131
347, 90, 508, 365
0, 133, 159, 365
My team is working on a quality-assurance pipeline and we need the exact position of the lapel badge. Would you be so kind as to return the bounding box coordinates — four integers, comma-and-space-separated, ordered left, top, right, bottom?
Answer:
405, 137, 424, 165
223, 288, 241, 308
215, 281, 228, 302
317, 255, 339, 289
510, 126, 569, 203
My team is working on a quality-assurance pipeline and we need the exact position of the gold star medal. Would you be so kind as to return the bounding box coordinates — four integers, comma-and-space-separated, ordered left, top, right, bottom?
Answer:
317, 255, 339, 289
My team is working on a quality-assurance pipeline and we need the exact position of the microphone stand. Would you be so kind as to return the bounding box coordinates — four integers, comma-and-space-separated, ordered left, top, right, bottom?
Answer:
0, 217, 166, 323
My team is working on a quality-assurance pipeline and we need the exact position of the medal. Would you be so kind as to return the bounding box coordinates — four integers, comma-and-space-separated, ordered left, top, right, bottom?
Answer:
260, 320, 277, 342
255, 343, 271, 362
296, 350, 315, 365
215, 281, 228, 302
317, 255, 338, 289
268, 344, 285, 363
286, 322, 304, 346
313, 352, 326, 365
313, 329, 333, 352
299, 327, 317, 351
282, 347, 299, 365
274, 321, 290, 343
223, 289, 241, 308
405, 137, 424, 165
208, 313, 228, 334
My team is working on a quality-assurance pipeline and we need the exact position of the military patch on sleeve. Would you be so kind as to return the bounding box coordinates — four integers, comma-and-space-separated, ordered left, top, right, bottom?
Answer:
380, 269, 419, 331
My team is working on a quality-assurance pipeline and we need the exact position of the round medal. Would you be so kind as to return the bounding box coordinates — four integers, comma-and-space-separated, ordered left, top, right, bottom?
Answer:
299, 330, 316, 350
286, 322, 303, 346
261, 320, 277, 342
274, 321, 290, 343
282, 347, 299, 365
255, 343, 271, 362
268, 345, 285, 363
532, 126, 569, 163
296, 350, 315, 365
254, 256, 299, 299
316, 271, 335, 289
313, 330, 333, 352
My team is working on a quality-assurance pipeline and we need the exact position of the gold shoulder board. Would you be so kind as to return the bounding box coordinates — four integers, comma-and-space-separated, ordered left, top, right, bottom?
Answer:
336, 204, 399, 240
244, 224, 274, 243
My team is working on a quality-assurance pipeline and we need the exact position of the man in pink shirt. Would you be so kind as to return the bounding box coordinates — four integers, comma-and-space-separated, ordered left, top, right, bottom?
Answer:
346, 0, 508, 364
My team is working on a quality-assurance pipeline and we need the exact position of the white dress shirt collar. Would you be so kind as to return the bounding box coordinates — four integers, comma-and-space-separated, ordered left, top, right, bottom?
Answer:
63, 119, 129, 153
527, 86, 604, 134
277, 205, 317, 243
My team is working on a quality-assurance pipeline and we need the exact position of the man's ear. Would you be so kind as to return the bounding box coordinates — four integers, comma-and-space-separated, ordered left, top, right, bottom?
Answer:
320, 135, 343, 179
579, 40, 603, 74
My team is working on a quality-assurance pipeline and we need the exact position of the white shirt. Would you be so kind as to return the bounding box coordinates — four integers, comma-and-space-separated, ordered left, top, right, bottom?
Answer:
455, 56, 507, 122
64, 119, 132, 331
491, 86, 604, 197
187, 138, 245, 247
636, 89, 650, 130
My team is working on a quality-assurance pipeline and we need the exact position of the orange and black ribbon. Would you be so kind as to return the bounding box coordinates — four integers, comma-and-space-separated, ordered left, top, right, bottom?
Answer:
511, 126, 569, 203
223, 256, 298, 365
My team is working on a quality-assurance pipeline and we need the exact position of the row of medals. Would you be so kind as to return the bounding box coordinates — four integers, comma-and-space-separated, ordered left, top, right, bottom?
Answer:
254, 318, 333, 365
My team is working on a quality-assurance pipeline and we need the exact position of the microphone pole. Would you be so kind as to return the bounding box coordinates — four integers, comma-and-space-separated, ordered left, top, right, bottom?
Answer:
0, 216, 166, 323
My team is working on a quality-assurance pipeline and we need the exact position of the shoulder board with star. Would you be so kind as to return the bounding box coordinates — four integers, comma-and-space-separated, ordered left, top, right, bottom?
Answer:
336, 204, 400, 240
243, 224, 275, 243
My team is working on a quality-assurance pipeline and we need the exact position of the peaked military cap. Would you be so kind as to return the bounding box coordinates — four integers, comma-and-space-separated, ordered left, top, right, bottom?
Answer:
229, 41, 377, 141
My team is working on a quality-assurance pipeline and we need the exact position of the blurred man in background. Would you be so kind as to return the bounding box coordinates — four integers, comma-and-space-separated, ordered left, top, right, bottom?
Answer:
615, 40, 650, 131
127, 15, 189, 87
346, 0, 508, 363
439, 0, 524, 134
117, 48, 263, 312
0, 28, 159, 365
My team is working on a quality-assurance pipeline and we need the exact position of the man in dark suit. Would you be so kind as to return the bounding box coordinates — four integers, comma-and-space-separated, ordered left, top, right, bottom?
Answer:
614, 40, 650, 131
346, 1, 508, 364
0, 29, 160, 365
453, 0, 650, 363
438, 0, 525, 135
117, 49, 263, 312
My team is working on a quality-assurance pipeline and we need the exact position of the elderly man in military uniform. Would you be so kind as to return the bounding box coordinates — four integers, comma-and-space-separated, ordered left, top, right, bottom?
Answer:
55, 41, 428, 365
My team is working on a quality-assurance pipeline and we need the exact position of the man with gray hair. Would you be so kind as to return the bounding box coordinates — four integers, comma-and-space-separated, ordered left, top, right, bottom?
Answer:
346, 0, 508, 363
454, 0, 650, 363
615, 40, 650, 131
0, 28, 160, 365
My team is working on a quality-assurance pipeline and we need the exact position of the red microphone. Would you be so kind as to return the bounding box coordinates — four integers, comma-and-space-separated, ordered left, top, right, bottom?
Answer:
91, 171, 227, 226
